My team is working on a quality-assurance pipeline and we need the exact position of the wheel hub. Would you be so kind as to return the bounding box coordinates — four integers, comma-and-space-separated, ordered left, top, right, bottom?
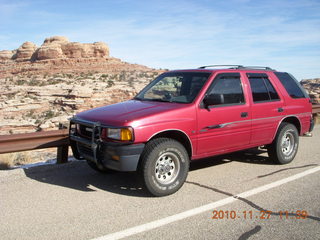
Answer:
155, 152, 180, 184
281, 131, 294, 156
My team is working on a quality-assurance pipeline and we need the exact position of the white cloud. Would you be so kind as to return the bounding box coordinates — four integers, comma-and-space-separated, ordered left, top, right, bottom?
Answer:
1, 0, 319, 79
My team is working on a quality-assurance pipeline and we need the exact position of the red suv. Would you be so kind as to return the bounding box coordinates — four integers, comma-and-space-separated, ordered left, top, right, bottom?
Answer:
70, 65, 313, 196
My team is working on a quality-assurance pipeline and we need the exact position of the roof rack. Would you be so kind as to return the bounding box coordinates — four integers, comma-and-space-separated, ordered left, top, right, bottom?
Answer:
198, 65, 243, 69
238, 66, 274, 70
198, 65, 275, 71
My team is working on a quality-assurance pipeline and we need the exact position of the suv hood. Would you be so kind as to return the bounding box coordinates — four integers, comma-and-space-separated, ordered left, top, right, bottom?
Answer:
76, 100, 187, 126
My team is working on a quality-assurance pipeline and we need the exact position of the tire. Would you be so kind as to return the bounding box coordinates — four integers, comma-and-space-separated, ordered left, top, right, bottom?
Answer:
86, 160, 115, 173
267, 123, 299, 164
139, 138, 190, 197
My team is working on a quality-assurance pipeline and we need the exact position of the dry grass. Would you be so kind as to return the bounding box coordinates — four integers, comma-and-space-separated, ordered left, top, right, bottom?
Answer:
0, 151, 44, 170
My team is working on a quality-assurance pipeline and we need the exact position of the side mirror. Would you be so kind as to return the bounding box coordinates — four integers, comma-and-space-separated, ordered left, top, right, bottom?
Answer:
203, 94, 224, 107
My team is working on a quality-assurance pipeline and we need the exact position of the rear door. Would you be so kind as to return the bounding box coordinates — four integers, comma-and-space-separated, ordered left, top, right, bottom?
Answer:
196, 72, 251, 156
246, 72, 285, 145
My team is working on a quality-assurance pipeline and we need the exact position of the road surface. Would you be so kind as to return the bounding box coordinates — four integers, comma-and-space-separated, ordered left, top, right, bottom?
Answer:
1, 126, 319, 240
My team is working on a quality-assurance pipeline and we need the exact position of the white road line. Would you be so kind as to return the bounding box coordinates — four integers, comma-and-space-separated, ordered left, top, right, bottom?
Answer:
92, 166, 320, 240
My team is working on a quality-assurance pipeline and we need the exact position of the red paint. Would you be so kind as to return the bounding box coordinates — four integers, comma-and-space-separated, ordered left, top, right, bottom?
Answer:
76, 68, 312, 160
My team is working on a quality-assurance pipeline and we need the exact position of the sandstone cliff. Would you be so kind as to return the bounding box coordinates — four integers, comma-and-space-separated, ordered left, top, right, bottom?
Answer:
1, 36, 109, 61
0, 36, 154, 78
0, 36, 163, 134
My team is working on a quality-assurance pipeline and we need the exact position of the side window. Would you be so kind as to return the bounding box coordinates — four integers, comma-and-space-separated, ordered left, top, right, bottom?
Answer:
248, 73, 280, 103
274, 72, 307, 98
207, 73, 245, 106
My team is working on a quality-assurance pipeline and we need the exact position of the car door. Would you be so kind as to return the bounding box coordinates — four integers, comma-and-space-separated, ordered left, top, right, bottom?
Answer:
245, 72, 285, 145
197, 72, 251, 157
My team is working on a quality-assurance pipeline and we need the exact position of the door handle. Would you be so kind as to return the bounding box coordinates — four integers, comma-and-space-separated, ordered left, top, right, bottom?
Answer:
241, 112, 248, 118
278, 107, 284, 112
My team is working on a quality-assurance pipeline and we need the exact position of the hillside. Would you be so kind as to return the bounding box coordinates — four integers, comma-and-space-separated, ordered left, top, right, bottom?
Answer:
0, 36, 319, 135
0, 36, 163, 135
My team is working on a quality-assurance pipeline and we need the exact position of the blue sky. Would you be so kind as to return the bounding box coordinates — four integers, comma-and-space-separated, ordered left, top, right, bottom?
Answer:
0, 0, 319, 80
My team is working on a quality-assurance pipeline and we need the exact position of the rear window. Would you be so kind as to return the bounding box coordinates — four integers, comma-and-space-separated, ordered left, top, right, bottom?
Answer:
274, 72, 308, 99
247, 73, 280, 103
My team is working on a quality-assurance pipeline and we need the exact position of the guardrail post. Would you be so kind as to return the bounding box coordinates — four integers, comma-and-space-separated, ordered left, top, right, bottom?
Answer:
57, 145, 69, 164
56, 123, 69, 164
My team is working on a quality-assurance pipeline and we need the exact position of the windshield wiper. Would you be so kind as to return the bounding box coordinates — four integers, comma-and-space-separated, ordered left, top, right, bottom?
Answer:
134, 97, 172, 102
147, 98, 171, 102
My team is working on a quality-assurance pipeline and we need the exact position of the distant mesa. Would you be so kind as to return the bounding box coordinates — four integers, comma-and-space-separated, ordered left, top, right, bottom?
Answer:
0, 36, 155, 78
0, 36, 110, 61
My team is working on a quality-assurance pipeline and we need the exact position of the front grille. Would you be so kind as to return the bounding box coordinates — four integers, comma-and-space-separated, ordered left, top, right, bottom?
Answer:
79, 125, 93, 138
78, 124, 101, 140
77, 143, 94, 157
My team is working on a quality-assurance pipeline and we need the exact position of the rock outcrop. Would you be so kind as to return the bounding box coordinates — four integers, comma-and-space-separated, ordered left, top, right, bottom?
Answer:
0, 50, 15, 60
36, 36, 109, 60
0, 36, 124, 78
0, 36, 109, 62
14, 42, 38, 60
36, 42, 65, 60
301, 78, 320, 103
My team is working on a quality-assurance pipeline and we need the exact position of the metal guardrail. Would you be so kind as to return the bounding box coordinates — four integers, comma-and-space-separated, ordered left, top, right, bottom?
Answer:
0, 129, 69, 164
0, 104, 319, 165
312, 104, 320, 114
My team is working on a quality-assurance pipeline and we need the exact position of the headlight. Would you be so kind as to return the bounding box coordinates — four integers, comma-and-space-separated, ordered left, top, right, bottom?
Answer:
107, 128, 133, 141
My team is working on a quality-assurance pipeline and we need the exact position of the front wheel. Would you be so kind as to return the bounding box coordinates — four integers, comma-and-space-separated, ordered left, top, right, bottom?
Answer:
267, 123, 299, 164
139, 138, 189, 197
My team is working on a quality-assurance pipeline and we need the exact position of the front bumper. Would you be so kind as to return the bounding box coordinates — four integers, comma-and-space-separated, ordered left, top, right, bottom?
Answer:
69, 117, 145, 172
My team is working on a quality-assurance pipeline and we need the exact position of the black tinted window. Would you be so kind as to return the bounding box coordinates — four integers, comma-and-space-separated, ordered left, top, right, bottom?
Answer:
264, 77, 280, 100
207, 73, 244, 105
248, 74, 280, 102
274, 72, 307, 98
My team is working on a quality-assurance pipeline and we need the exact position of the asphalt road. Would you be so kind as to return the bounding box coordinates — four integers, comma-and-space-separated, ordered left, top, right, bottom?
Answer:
1, 125, 320, 240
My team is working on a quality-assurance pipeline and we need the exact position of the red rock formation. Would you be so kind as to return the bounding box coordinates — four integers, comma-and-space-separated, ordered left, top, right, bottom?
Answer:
0, 36, 119, 78
0, 50, 15, 60
14, 42, 38, 60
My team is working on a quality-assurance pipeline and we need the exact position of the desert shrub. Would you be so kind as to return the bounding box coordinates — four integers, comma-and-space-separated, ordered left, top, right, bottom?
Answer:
0, 152, 40, 169
43, 110, 55, 119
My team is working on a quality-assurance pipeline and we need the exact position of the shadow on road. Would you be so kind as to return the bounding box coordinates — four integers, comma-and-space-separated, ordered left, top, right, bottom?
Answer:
189, 147, 277, 172
238, 225, 262, 240
23, 161, 150, 197
22, 148, 302, 197
186, 180, 320, 222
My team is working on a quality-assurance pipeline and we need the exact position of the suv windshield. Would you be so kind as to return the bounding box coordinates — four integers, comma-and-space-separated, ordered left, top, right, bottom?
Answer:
135, 71, 211, 103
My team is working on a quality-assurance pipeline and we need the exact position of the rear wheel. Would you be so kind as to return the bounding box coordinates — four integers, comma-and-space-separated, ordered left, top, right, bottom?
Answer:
139, 138, 189, 197
267, 123, 299, 164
